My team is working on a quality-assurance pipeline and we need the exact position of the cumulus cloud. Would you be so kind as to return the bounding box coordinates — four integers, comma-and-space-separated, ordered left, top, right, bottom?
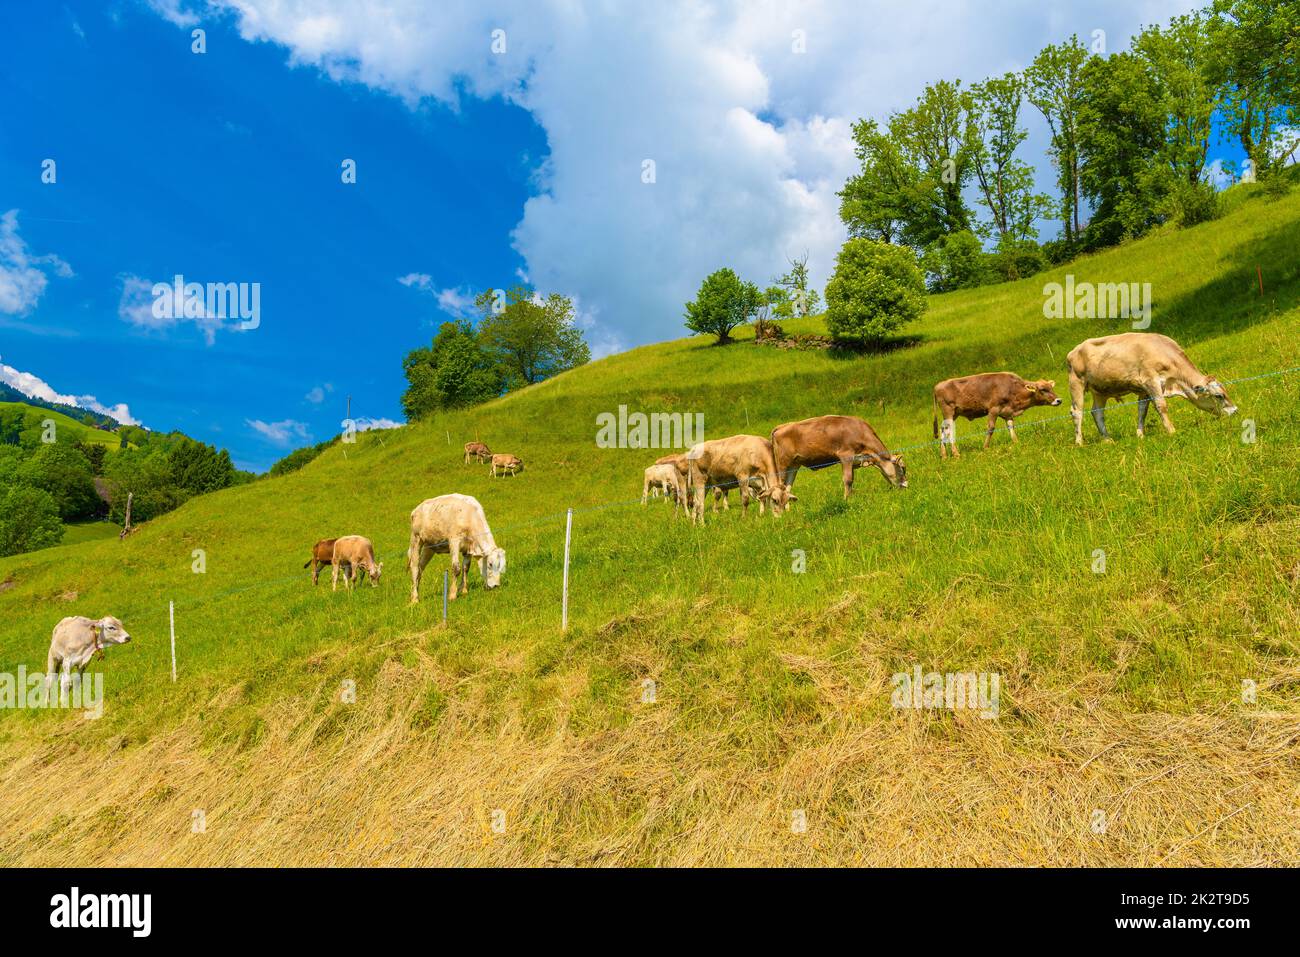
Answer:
0, 210, 73, 316
117, 273, 244, 346
247, 417, 311, 445
164, 0, 1197, 350
0, 355, 142, 426
354, 416, 402, 431
400, 275, 478, 321
305, 383, 334, 403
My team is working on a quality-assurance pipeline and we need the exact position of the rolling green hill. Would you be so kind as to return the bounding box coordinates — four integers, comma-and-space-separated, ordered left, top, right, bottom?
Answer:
1, 183, 1298, 866
0, 401, 121, 450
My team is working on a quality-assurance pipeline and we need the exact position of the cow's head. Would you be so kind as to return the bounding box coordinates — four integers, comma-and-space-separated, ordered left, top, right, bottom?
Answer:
368, 560, 383, 586
1025, 379, 1062, 407
878, 453, 908, 488
97, 616, 131, 645
758, 483, 797, 515
480, 547, 506, 588
1191, 378, 1237, 416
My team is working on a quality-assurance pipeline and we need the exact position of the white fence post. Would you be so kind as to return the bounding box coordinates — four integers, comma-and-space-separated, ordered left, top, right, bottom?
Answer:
562, 508, 573, 632
169, 600, 177, 683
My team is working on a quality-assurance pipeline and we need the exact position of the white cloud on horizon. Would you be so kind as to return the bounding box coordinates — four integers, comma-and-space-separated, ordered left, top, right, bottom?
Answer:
354, 416, 402, 432
0, 355, 142, 426
162, 0, 1198, 353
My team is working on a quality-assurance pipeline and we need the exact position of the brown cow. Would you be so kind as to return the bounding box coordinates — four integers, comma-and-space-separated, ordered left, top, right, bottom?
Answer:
1067, 332, 1236, 445
771, 415, 907, 499
932, 373, 1062, 457
490, 453, 523, 477
464, 441, 492, 465
657, 452, 723, 513
303, 538, 338, 585
685, 435, 794, 525
331, 535, 383, 591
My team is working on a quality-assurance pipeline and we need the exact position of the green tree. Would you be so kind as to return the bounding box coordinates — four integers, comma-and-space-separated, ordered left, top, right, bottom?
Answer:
825, 239, 927, 343
0, 485, 63, 556
1078, 51, 1170, 247
683, 268, 763, 343
1027, 37, 1093, 243
969, 72, 1054, 242
1136, 14, 1223, 189
401, 320, 504, 420
919, 230, 988, 291
169, 437, 236, 495
18, 443, 99, 521
476, 287, 591, 387
839, 118, 920, 244
1208, 0, 1300, 181
103, 448, 183, 524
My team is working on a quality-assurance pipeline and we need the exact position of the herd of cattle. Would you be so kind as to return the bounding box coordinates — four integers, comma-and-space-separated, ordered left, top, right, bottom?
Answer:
42, 332, 1237, 691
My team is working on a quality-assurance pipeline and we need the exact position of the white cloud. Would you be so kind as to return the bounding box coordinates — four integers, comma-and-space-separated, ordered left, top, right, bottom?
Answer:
400, 275, 478, 321
305, 382, 334, 403
397, 272, 434, 291
247, 417, 311, 446
175, 0, 1198, 349
117, 273, 231, 346
0, 210, 73, 316
354, 416, 402, 432
0, 355, 141, 426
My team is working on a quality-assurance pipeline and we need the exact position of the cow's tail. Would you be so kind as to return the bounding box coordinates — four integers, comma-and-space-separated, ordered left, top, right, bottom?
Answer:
932, 393, 938, 440
302, 559, 312, 568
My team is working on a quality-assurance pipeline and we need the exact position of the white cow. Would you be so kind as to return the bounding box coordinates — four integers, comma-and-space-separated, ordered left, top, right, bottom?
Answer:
642, 463, 684, 508
408, 493, 506, 603
45, 615, 131, 697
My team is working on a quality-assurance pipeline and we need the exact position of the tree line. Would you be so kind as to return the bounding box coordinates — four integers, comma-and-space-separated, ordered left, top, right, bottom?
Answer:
0, 406, 250, 557
401, 285, 591, 419
686, 0, 1297, 345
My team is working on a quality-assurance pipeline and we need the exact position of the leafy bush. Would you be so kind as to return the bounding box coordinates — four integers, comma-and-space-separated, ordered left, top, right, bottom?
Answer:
824, 238, 927, 342
17, 443, 99, 521
919, 230, 988, 292
0, 485, 63, 556
985, 237, 1048, 282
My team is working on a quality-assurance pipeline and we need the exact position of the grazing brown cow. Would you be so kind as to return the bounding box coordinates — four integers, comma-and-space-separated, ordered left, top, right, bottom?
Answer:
331, 535, 383, 591
1067, 332, 1236, 445
771, 415, 907, 499
932, 373, 1062, 458
303, 538, 338, 585
642, 463, 684, 507
656, 452, 723, 512
685, 435, 794, 525
490, 453, 523, 477
463, 441, 492, 464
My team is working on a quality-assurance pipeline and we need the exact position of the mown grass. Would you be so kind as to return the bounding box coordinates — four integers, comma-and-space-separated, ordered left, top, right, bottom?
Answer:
1, 183, 1298, 866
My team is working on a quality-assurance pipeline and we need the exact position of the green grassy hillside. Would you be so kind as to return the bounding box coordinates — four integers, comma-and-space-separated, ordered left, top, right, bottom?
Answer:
0, 401, 121, 449
1, 184, 1298, 866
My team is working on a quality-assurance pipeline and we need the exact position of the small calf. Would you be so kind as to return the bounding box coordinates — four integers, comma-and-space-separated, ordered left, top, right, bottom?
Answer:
303, 538, 338, 585
490, 454, 523, 477
46, 615, 131, 697
464, 441, 492, 464
331, 535, 383, 591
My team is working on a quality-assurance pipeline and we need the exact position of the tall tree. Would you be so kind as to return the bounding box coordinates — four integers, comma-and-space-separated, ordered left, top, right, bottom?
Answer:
475, 287, 591, 388
969, 72, 1054, 242
1027, 37, 1093, 243
773, 253, 821, 317
839, 119, 918, 244
1208, 0, 1300, 180
1135, 13, 1222, 187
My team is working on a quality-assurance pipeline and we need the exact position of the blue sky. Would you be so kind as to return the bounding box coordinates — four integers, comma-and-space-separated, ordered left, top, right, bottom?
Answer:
1, 0, 1223, 471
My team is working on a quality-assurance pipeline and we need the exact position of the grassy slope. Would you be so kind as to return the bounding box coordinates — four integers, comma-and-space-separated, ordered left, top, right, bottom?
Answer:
0, 402, 120, 449
1, 186, 1298, 866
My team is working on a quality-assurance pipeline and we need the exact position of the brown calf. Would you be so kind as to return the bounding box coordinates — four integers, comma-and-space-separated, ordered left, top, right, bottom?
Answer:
303, 538, 338, 585
932, 373, 1062, 458
464, 441, 492, 465
490, 454, 523, 477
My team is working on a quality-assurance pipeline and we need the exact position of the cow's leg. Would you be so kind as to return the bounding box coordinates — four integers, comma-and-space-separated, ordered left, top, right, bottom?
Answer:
409, 540, 431, 605
1069, 371, 1087, 446
332, 562, 340, 592
448, 538, 463, 600
944, 418, 960, 458
642, 479, 649, 505
1006, 416, 1018, 443
1090, 395, 1113, 441
1137, 396, 1151, 437
840, 456, 855, 499
983, 410, 998, 449
1154, 394, 1175, 434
